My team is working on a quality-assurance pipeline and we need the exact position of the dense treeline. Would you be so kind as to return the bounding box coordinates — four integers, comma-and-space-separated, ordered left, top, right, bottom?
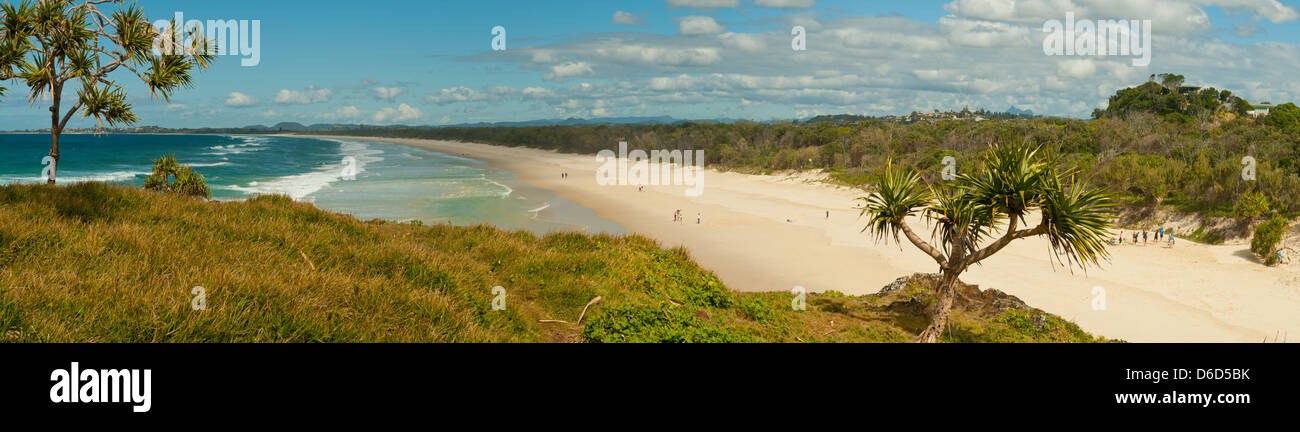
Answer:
315, 110, 1300, 220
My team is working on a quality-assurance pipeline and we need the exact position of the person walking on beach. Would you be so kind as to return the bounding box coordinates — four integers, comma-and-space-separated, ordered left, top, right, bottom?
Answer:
1132, 231, 1138, 244
697, 212, 701, 224
1142, 230, 1148, 246
826, 210, 830, 219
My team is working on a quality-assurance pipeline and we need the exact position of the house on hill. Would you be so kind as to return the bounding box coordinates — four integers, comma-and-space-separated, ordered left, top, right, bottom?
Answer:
1249, 103, 1275, 117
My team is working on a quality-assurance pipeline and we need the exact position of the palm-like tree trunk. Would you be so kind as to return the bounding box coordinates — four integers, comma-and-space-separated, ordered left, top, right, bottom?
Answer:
918, 271, 960, 343
47, 83, 61, 185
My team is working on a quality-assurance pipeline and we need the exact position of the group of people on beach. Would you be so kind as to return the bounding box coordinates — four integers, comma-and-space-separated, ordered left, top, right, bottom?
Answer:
1112, 227, 1175, 247
673, 209, 701, 224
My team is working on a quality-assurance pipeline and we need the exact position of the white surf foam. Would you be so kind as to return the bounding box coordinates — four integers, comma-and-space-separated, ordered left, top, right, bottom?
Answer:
483, 177, 513, 198
226, 138, 384, 201
206, 136, 269, 156
0, 170, 148, 184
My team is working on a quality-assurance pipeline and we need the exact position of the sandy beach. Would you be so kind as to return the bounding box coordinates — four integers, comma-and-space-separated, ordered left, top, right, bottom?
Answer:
325, 136, 1300, 342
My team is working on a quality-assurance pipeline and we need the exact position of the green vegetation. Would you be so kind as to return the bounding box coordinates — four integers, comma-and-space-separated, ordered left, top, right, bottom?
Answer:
143, 154, 211, 198
1233, 191, 1270, 220
859, 143, 1115, 342
1263, 103, 1300, 131
946, 308, 1100, 343
0, 0, 213, 184
0, 183, 1105, 342
1251, 215, 1289, 265
1094, 74, 1251, 121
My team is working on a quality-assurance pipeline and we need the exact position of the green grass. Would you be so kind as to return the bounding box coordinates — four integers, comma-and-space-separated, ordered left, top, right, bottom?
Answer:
0, 183, 1108, 343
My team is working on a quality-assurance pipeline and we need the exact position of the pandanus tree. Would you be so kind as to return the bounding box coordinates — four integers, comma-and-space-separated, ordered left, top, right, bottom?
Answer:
0, 0, 213, 184
860, 142, 1116, 342
143, 153, 210, 198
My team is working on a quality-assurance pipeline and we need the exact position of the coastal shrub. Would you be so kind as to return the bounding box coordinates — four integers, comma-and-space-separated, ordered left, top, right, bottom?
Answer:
1251, 215, 1289, 265
170, 166, 212, 198
581, 304, 754, 343
144, 154, 211, 198
638, 247, 734, 308
1233, 191, 1270, 219
1263, 103, 1300, 131
737, 295, 785, 324
943, 308, 1102, 343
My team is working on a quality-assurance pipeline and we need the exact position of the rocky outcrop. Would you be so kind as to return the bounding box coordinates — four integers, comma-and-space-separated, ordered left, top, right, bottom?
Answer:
877, 273, 1034, 319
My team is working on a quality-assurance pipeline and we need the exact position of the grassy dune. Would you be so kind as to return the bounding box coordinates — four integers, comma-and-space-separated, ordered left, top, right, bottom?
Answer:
0, 183, 1106, 342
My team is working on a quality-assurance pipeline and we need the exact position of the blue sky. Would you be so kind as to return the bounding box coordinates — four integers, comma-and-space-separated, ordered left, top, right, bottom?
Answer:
2, 0, 1300, 129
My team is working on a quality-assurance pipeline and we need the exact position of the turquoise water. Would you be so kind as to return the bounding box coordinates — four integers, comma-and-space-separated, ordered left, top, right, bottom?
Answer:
0, 133, 625, 235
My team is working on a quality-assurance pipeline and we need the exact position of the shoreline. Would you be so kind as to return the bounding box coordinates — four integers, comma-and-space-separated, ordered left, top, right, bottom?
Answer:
305, 135, 1297, 342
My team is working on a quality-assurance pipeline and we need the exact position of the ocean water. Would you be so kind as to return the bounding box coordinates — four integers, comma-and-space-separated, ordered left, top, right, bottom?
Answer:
0, 133, 625, 235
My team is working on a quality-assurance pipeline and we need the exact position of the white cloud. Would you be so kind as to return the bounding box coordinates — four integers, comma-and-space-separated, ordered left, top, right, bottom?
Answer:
522, 87, 556, 99
613, 11, 643, 25
1203, 0, 1299, 22
225, 92, 258, 107
274, 86, 333, 104
942, 0, 1074, 24
372, 104, 422, 123
425, 87, 492, 104
938, 16, 1031, 47
677, 16, 725, 35
755, 0, 816, 8
543, 61, 595, 82
1057, 58, 1098, 78
372, 87, 404, 101
942, 0, 1299, 35
531, 50, 560, 64
598, 45, 722, 65
718, 32, 767, 52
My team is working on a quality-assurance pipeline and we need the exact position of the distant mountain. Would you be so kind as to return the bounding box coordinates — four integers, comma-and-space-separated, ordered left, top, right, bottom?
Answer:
802, 114, 877, 123
271, 122, 308, 131
1006, 106, 1034, 116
